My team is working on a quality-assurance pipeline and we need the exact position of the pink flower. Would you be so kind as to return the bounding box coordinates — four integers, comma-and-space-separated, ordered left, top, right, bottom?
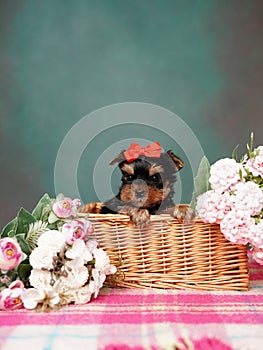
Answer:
53, 197, 74, 218
62, 219, 94, 245
220, 210, 253, 245
196, 190, 231, 224
209, 158, 245, 194
251, 246, 263, 265
246, 146, 263, 178
249, 219, 263, 249
52, 194, 82, 219
0, 280, 25, 310
72, 198, 82, 210
231, 181, 263, 216
0, 237, 23, 270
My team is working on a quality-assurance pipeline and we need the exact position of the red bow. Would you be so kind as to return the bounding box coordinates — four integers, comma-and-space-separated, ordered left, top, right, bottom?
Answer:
124, 142, 162, 162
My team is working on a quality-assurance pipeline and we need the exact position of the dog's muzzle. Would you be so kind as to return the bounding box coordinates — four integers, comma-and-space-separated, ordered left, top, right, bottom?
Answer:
131, 180, 149, 201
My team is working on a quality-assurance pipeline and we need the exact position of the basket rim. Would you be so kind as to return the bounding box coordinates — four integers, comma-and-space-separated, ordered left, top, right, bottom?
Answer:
78, 211, 210, 224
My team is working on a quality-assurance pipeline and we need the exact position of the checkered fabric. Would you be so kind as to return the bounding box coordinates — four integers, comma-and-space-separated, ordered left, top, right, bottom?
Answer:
0, 257, 263, 350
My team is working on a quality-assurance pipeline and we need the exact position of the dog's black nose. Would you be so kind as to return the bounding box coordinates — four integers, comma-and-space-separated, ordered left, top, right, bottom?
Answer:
135, 189, 145, 198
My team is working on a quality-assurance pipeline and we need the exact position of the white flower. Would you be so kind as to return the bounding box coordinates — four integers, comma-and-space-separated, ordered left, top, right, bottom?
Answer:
42, 288, 60, 308
86, 239, 99, 253
54, 283, 93, 305
29, 247, 55, 270
52, 282, 74, 305
21, 288, 45, 309
93, 248, 116, 275
65, 239, 93, 263
29, 269, 52, 289
104, 264, 117, 275
89, 268, 106, 298
21, 287, 60, 309
37, 230, 66, 253
71, 286, 93, 304
232, 181, 263, 216
209, 158, 245, 193
60, 259, 89, 288
93, 248, 110, 270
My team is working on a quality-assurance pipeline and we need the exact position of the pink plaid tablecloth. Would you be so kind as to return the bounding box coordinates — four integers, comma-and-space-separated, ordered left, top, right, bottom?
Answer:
0, 257, 263, 350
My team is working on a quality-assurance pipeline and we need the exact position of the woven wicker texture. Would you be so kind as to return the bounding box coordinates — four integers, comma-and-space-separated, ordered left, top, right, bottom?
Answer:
80, 204, 249, 291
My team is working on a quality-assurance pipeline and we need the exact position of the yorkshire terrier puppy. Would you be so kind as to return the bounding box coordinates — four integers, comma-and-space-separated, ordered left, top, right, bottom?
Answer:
81, 142, 194, 226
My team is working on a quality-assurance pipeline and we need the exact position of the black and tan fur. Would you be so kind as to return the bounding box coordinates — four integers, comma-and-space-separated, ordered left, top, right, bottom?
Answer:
81, 147, 194, 227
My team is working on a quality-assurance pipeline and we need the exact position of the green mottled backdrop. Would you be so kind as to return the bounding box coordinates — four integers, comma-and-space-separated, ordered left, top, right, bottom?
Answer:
1, 0, 263, 226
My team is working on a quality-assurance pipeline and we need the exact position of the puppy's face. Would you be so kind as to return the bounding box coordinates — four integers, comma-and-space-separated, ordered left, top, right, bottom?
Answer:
111, 151, 184, 208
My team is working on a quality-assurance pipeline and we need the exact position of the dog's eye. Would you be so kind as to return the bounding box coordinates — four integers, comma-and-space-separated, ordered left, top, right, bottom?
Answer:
150, 174, 161, 182
123, 173, 134, 181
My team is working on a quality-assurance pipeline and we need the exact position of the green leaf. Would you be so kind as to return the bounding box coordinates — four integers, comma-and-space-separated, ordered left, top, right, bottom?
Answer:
7, 230, 16, 238
190, 156, 211, 209
194, 156, 211, 194
25, 221, 48, 251
32, 193, 52, 220
15, 233, 31, 255
246, 132, 254, 158
15, 208, 36, 235
232, 144, 239, 161
249, 132, 254, 155
47, 222, 59, 230
17, 262, 32, 287
48, 211, 59, 224
1, 218, 17, 238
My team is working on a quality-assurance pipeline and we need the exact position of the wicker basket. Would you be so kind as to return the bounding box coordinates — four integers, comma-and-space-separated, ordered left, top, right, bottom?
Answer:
81, 204, 249, 291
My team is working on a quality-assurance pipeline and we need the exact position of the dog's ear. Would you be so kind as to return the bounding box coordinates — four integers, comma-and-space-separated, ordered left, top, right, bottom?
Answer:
109, 151, 125, 165
167, 150, 184, 171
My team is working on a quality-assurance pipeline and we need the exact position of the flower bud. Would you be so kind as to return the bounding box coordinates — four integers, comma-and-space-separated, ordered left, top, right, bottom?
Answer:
0, 238, 23, 271
0, 280, 25, 310
62, 219, 94, 245
52, 197, 74, 218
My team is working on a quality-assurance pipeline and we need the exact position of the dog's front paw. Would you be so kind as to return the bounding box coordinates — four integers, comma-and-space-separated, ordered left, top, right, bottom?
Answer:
79, 202, 99, 213
131, 209, 150, 228
118, 206, 150, 227
173, 204, 195, 223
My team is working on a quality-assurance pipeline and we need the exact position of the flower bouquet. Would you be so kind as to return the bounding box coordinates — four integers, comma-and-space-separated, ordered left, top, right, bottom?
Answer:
0, 194, 116, 311
194, 134, 263, 264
